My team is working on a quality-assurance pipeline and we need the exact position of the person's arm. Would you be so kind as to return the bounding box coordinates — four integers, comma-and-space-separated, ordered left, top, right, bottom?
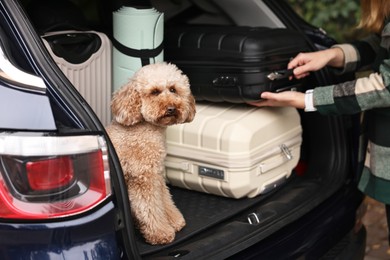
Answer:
249, 48, 343, 110
249, 47, 346, 110
249, 31, 384, 113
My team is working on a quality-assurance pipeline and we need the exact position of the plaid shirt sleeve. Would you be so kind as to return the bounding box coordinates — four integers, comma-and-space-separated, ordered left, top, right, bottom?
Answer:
312, 22, 390, 115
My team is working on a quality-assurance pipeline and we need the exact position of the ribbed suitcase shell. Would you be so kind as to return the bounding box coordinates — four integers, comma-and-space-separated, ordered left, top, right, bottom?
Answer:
165, 26, 310, 103
165, 103, 302, 199
42, 30, 112, 126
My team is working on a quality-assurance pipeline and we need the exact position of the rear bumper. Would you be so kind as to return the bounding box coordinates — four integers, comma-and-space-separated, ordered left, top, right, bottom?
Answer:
228, 186, 366, 259
321, 225, 366, 260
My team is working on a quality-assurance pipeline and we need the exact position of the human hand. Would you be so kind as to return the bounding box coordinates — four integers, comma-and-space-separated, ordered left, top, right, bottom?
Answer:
247, 91, 305, 109
288, 48, 344, 79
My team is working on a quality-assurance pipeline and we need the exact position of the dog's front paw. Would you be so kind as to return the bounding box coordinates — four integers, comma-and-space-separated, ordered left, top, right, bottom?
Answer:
167, 207, 186, 232
171, 215, 186, 232
143, 225, 176, 245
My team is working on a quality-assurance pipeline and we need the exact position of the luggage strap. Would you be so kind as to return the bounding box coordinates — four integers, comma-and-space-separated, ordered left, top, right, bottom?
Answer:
112, 37, 163, 66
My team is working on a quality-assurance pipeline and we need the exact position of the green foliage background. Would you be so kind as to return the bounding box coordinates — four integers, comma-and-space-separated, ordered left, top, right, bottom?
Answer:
287, 0, 362, 42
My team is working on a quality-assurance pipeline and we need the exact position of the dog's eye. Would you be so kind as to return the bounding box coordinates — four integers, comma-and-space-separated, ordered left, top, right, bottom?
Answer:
151, 89, 161, 96
169, 86, 176, 93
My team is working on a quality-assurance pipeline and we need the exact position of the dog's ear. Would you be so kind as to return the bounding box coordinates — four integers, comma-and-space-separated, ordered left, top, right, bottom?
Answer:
111, 82, 143, 126
185, 95, 196, 123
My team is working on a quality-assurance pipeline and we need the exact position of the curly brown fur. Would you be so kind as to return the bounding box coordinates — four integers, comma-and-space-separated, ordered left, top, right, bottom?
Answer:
106, 63, 196, 245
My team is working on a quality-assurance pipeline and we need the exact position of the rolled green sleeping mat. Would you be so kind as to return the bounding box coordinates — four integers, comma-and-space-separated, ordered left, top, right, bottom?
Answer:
112, 6, 164, 91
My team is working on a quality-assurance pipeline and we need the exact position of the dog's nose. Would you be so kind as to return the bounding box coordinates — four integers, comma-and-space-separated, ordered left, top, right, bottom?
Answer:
166, 106, 177, 115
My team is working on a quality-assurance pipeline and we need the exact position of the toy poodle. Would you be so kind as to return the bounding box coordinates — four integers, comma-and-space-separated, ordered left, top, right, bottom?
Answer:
106, 62, 196, 245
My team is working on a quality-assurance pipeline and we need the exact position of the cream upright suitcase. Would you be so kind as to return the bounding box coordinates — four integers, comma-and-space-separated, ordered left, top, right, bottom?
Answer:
42, 30, 112, 126
164, 103, 302, 199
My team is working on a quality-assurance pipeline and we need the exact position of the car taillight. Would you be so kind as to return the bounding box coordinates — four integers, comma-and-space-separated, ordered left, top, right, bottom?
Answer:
0, 134, 111, 219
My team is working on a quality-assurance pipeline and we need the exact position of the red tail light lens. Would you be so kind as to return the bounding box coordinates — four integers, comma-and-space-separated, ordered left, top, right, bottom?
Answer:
0, 134, 111, 219
26, 156, 75, 191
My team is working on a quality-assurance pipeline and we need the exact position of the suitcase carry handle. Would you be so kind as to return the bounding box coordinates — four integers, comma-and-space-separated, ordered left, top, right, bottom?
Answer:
267, 69, 294, 81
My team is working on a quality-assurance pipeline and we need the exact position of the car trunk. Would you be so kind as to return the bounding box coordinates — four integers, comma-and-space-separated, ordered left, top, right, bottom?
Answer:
132, 0, 361, 258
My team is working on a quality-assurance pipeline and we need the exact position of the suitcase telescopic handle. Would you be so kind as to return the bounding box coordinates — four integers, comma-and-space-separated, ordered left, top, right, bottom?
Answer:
44, 33, 102, 64
267, 69, 294, 81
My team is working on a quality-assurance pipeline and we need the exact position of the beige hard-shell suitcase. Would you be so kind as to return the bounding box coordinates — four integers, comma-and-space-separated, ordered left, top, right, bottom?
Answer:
42, 30, 112, 126
164, 102, 302, 199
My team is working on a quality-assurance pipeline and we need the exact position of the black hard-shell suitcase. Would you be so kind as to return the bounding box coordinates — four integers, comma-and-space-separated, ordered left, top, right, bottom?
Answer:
164, 25, 310, 103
